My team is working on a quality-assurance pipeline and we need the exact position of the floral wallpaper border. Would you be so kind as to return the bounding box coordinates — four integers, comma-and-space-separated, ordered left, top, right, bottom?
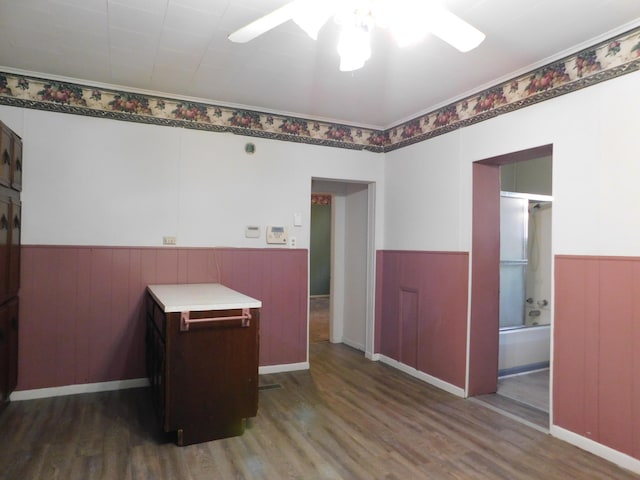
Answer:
1, 25, 640, 153
385, 27, 640, 152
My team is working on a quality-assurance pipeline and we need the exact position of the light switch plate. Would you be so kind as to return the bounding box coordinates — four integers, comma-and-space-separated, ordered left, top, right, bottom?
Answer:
245, 225, 260, 238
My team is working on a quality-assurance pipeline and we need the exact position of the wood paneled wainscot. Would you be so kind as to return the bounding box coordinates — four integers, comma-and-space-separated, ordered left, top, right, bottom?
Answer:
0, 120, 21, 413
146, 283, 261, 446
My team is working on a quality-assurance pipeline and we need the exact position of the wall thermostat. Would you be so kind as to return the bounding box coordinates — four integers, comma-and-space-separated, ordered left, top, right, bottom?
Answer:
245, 225, 260, 238
266, 225, 287, 244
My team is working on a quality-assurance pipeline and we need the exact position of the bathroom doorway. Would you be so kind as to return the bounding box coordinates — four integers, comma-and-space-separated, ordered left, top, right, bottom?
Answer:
496, 157, 552, 426
496, 193, 552, 427
469, 145, 553, 431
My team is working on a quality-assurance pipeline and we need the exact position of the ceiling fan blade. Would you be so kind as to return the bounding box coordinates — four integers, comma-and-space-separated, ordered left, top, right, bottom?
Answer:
427, 5, 485, 52
228, 1, 300, 43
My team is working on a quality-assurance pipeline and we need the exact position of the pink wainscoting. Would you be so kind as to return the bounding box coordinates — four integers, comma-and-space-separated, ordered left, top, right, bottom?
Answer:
376, 250, 469, 389
555, 255, 640, 460
18, 246, 308, 391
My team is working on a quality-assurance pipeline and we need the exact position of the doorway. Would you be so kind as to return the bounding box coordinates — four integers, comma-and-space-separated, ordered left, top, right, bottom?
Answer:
309, 193, 331, 344
309, 179, 375, 360
469, 145, 553, 430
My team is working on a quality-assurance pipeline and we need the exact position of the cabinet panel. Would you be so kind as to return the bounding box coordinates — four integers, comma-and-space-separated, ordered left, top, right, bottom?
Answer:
0, 303, 8, 409
0, 197, 9, 298
6, 298, 17, 395
0, 126, 10, 188
11, 134, 21, 191
9, 201, 20, 293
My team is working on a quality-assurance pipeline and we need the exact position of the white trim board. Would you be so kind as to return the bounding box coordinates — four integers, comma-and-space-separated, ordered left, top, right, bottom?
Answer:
377, 354, 466, 398
342, 338, 365, 352
550, 426, 640, 476
259, 362, 309, 375
11, 378, 150, 401
10, 362, 311, 401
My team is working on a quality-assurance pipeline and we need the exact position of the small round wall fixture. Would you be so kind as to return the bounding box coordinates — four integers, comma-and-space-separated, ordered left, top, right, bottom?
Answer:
245, 142, 256, 155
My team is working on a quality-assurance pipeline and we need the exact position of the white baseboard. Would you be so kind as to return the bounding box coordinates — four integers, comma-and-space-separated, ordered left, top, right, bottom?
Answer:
11, 362, 313, 401
550, 426, 640, 475
11, 378, 150, 401
377, 354, 466, 398
341, 338, 365, 352
259, 362, 309, 374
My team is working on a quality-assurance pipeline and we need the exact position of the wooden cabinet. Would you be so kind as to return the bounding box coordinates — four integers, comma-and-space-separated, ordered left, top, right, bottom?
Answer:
145, 284, 260, 446
0, 120, 21, 414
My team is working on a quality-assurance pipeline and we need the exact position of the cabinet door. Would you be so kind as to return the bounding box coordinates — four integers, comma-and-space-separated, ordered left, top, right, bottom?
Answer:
165, 308, 259, 440
0, 125, 10, 188
11, 134, 21, 191
8, 201, 20, 293
0, 198, 9, 298
6, 298, 17, 395
0, 302, 8, 406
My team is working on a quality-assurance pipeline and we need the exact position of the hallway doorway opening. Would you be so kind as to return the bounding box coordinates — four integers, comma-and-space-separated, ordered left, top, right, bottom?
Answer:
309, 179, 376, 362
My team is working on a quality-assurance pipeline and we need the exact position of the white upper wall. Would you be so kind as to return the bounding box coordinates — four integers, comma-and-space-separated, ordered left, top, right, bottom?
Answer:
0, 105, 385, 249
384, 70, 640, 257
2, 68, 639, 256
384, 130, 465, 252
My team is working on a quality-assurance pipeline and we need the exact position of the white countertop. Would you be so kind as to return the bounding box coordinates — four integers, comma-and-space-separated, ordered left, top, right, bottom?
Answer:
147, 283, 262, 313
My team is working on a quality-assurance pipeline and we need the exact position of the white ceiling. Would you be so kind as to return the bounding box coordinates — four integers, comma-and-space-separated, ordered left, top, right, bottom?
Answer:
1, 0, 640, 128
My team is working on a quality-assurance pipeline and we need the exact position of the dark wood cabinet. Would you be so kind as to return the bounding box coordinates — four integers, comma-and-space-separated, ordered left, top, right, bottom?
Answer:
0, 120, 21, 414
145, 284, 260, 446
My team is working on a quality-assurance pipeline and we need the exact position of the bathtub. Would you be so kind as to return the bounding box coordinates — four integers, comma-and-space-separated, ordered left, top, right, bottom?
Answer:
498, 324, 550, 376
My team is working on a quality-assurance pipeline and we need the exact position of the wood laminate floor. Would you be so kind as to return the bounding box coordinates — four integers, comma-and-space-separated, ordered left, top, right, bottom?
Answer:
1, 344, 638, 480
309, 296, 330, 343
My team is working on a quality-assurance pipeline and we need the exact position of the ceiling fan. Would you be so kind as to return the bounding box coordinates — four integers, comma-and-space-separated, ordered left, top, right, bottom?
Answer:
228, 0, 485, 71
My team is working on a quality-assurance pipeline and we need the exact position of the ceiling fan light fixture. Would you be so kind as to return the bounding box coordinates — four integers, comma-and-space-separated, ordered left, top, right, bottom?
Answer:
427, 5, 485, 52
228, 0, 485, 69
390, 15, 429, 47
292, 0, 335, 40
382, 0, 428, 47
228, 2, 298, 43
337, 24, 372, 71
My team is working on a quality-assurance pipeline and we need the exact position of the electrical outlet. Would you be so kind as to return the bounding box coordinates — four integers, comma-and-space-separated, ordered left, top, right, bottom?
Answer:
289, 236, 297, 248
163, 236, 177, 245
